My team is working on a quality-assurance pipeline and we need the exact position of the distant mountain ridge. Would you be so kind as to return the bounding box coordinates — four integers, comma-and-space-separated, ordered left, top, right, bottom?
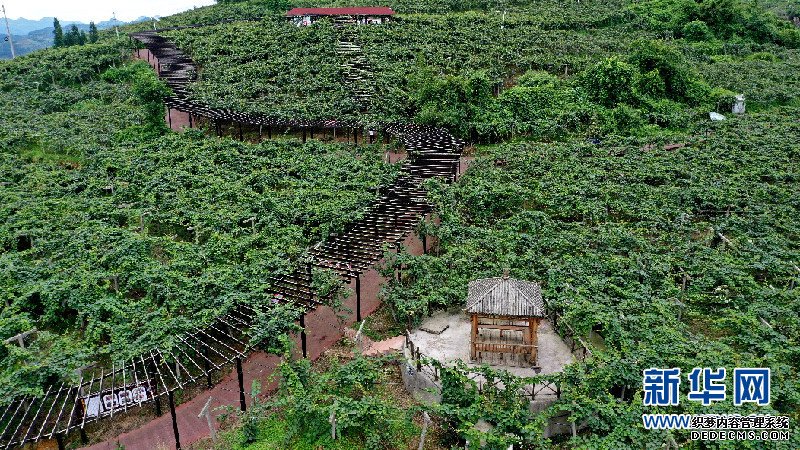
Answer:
4, 16, 148, 35
1, 16, 148, 59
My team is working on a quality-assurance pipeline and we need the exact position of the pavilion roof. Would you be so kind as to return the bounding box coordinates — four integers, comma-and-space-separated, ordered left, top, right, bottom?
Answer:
465, 275, 545, 317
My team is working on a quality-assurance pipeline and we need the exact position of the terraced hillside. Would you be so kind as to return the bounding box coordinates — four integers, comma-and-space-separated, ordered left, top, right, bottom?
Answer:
1, 0, 799, 448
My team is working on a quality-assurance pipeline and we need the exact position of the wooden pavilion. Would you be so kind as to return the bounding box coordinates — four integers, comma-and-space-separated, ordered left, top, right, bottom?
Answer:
466, 271, 546, 366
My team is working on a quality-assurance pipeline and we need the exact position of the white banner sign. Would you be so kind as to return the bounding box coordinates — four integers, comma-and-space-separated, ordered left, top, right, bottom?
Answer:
83, 384, 151, 418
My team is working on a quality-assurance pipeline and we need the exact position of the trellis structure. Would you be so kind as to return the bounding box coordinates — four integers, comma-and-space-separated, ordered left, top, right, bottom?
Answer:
0, 29, 465, 450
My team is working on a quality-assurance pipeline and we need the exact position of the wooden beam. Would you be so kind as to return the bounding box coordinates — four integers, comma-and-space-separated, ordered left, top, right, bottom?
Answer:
530, 318, 538, 364
3, 328, 36, 348
470, 314, 478, 361
475, 323, 530, 332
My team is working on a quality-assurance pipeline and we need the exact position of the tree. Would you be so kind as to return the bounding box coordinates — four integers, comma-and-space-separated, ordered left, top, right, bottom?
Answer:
63, 25, 79, 47
53, 18, 63, 47
88, 22, 99, 44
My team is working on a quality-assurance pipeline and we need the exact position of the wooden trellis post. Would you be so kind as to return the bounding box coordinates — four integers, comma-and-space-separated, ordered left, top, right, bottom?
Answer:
418, 411, 431, 450
329, 408, 337, 440
470, 314, 478, 361
3, 328, 36, 348
201, 346, 212, 388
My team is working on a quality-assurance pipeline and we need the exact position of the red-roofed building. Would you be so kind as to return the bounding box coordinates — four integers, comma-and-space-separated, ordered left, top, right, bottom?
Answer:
286, 7, 395, 26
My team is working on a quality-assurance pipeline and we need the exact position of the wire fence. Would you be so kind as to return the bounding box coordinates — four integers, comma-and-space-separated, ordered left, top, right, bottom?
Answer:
402, 333, 562, 404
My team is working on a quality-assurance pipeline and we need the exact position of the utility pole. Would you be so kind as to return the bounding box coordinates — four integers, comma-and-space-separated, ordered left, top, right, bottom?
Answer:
2, 4, 16, 58
112, 12, 119, 39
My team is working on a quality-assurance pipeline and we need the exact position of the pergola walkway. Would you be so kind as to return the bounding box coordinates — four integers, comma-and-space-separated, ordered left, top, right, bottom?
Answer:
0, 29, 468, 450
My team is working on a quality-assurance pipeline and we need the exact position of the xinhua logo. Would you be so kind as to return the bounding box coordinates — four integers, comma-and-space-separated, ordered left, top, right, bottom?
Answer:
643, 367, 770, 406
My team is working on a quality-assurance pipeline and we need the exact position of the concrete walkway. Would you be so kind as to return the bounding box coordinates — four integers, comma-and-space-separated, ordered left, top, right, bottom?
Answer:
408, 310, 573, 377
84, 351, 280, 450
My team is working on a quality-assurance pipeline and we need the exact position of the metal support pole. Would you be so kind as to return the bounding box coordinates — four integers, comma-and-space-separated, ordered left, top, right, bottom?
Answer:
56, 433, 65, 450
422, 234, 427, 254
189, 114, 193, 128
201, 346, 212, 389
238, 123, 243, 141
148, 362, 162, 416
300, 313, 307, 358
3, 5, 18, 59
356, 274, 362, 322
236, 358, 246, 412
168, 390, 181, 449
267, 126, 272, 139
167, 108, 172, 129
302, 128, 307, 143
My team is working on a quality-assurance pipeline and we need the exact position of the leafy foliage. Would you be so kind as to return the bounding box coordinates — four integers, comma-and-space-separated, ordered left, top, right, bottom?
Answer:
432, 360, 553, 449
0, 40, 397, 397
249, 356, 415, 449
165, 20, 357, 122
381, 109, 800, 446
162, 0, 799, 141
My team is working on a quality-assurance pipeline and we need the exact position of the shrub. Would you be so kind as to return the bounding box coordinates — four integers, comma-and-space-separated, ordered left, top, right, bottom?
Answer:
699, 0, 746, 38
777, 28, 800, 49
637, 69, 667, 99
580, 57, 639, 107
643, 98, 691, 128
598, 104, 646, 135
517, 70, 559, 89
682, 20, 714, 41
265, 356, 414, 449
708, 86, 737, 111
746, 51, 778, 62
628, 39, 710, 104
